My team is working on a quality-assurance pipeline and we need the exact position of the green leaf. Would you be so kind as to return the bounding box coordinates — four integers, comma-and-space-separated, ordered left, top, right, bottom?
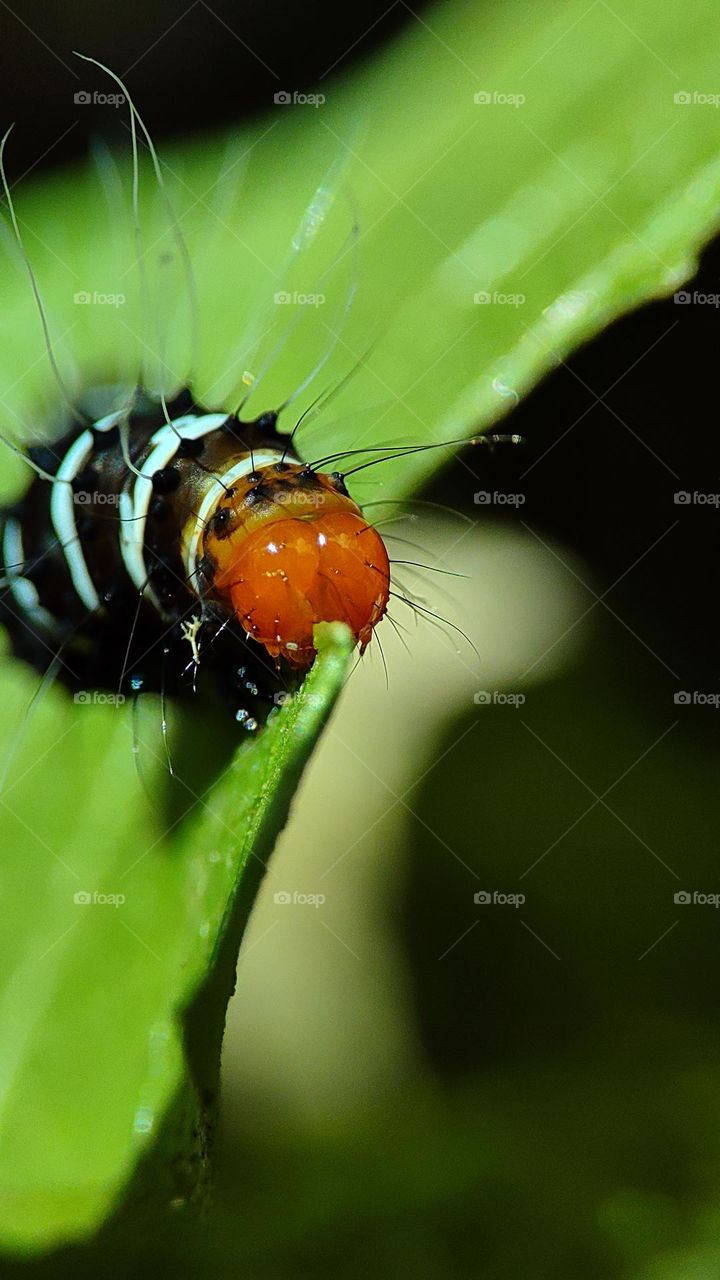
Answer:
0, 623, 353, 1252
2, 0, 720, 1254
3, 0, 720, 509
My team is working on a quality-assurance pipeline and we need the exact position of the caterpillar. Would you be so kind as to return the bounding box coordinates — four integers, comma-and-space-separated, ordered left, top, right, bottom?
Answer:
0, 58, 516, 745
0, 376, 395, 723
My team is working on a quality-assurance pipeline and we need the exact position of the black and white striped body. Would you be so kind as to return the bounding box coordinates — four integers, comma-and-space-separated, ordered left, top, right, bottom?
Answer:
0, 388, 300, 718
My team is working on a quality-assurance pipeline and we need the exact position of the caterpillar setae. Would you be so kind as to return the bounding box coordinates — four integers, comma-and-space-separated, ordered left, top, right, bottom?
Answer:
0, 58, 516, 746
0, 382, 390, 727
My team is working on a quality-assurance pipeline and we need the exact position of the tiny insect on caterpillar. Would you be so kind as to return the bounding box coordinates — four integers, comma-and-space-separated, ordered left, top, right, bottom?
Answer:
0, 56, 520, 750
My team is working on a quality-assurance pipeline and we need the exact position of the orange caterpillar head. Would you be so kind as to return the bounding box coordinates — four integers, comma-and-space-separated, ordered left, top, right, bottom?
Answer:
198, 462, 390, 668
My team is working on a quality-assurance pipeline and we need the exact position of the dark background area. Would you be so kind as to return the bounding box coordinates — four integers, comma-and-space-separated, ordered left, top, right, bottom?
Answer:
0, 0, 428, 172
433, 233, 720, 705
413, 237, 720, 1078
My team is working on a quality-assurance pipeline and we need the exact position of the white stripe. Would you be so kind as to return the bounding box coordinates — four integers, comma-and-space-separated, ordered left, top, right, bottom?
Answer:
49, 429, 100, 612
119, 413, 229, 598
93, 408, 127, 433
46, 405, 150, 615
184, 449, 285, 586
2, 517, 57, 632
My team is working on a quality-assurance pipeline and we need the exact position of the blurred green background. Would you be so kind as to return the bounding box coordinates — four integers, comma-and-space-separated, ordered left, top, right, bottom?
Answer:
3, 0, 720, 1276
